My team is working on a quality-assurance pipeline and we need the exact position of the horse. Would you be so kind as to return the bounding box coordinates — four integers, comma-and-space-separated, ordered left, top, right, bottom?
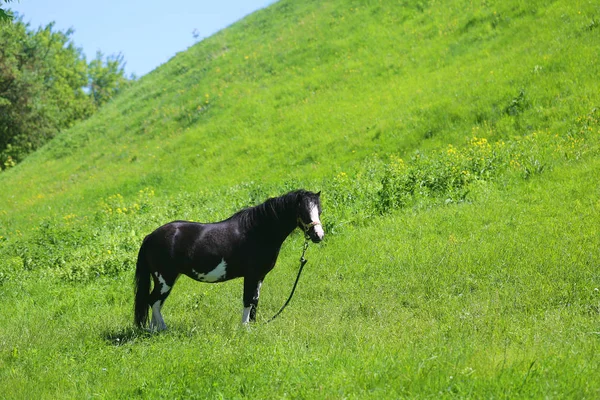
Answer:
134, 189, 324, 331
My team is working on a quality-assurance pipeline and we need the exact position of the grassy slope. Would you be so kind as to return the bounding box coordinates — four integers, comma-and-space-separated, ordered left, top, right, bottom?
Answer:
1, 0, 600, 398
1, 0, 599, 229
1, 158, 599, 398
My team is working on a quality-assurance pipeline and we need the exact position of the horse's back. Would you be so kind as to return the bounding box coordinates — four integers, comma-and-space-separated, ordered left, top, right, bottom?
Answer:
144, 220, 207, 251
142, 220, 242, 263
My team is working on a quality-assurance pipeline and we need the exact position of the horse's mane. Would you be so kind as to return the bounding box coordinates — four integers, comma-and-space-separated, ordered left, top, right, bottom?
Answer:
232, 190, 307, 231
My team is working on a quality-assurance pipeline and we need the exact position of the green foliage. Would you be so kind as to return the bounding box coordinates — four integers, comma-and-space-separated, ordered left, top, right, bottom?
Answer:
88, 51, 130, 108
0, 0, 14, 22
0, 20, 92, 168
0, 17, 131, 169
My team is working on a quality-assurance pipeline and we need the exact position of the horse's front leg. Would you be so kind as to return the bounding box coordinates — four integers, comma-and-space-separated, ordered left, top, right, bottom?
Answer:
242, 276, 263, 324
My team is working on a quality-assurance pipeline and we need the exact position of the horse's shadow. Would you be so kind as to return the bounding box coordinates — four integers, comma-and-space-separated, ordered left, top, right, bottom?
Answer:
103, 326, 153, 346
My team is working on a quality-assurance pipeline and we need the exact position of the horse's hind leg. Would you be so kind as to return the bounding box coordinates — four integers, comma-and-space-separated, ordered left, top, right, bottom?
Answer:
149, 272, 179, 331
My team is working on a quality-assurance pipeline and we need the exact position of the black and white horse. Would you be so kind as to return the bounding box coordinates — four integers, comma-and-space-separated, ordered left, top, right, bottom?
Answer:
134, 189, 324, 330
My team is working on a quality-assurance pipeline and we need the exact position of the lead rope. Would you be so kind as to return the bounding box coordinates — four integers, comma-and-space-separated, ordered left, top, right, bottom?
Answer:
267, 237, 310, 323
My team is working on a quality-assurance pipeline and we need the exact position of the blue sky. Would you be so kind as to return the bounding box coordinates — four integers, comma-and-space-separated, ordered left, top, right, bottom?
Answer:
9, 0, 276, 77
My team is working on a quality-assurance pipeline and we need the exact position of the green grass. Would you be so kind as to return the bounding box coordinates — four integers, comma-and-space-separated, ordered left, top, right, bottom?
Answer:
2, 159, 599, 398
1, 0, 600, 397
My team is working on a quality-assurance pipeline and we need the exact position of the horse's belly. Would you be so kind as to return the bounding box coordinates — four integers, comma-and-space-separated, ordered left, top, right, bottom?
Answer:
189, 258, 230, 283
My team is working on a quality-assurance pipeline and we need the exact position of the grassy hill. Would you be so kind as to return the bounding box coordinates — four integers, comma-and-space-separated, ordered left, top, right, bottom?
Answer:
2, 0, 599, 226
1, 0, 600, 397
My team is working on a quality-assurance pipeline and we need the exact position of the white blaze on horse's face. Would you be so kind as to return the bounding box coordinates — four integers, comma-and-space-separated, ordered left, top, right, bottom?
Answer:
309, 201, 325, 241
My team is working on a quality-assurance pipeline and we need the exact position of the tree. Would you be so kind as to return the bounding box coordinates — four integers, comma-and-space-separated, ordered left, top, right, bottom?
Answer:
87, 51, 129, 109
0, 19, 93, 168
0, 1, 16, 22
0, 17, 132, 169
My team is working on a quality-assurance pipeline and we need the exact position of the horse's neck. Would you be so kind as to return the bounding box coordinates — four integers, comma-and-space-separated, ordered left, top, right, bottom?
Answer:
248, 207, 297, 245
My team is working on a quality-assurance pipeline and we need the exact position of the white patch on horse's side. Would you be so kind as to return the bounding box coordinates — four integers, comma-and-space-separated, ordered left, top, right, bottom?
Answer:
156, 274, 171, 294
242, 306, 252, 324
192, 258, 228, 282
309, 201, 325, 240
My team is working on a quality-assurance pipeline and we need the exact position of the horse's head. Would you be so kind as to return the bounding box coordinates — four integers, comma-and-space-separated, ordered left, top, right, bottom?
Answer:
297, 190, 324, 243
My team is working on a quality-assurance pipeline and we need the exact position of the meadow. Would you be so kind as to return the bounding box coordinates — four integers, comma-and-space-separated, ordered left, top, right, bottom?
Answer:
1, 0, 600, 398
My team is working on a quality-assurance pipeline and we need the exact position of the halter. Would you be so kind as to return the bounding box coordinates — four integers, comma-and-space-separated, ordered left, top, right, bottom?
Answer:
298, 218, 322, 238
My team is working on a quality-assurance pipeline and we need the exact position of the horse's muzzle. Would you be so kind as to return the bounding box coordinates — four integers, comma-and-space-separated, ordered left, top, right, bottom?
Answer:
308, 224, 324, 243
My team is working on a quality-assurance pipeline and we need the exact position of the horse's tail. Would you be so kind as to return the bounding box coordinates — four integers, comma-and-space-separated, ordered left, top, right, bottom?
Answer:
134, 238, 151, 328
